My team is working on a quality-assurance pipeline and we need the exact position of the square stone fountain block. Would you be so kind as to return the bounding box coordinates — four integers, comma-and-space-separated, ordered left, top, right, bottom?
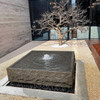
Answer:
7, 51, 75, 88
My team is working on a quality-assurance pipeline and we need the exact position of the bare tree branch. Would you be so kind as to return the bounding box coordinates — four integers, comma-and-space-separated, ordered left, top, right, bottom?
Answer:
33, 0, 89, 45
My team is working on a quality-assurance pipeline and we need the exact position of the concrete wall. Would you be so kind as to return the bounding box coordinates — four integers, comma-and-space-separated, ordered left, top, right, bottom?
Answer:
0, 0, 31, 58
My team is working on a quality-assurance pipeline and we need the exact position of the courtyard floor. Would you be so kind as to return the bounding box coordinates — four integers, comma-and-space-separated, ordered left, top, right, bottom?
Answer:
0, 40, 100, 100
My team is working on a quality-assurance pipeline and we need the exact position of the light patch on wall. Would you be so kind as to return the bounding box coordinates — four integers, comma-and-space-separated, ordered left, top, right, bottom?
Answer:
72, 0, 76, 8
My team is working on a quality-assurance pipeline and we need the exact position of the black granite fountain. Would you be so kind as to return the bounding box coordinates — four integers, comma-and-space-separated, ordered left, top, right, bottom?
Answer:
7, 51, 76, 93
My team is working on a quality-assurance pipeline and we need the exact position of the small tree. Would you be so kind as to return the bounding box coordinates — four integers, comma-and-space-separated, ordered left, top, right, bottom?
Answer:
33, 0, 89, 45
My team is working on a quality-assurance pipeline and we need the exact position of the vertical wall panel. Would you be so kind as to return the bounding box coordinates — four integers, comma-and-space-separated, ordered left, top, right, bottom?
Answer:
91, 26, 100, 39
0, 0, 31, 58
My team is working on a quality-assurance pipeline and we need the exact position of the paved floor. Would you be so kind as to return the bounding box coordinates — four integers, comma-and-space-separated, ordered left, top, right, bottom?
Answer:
0, 94, 45, 100
0, 40, 100, 100
0, 41, 45, 64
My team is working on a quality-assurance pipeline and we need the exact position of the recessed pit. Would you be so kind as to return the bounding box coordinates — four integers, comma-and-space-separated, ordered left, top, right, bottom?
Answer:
7, 51, 75, 89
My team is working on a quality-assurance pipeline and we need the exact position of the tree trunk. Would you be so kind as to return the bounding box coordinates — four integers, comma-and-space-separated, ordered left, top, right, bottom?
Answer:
59, 37, 63, 46
57, 29, 63, 46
